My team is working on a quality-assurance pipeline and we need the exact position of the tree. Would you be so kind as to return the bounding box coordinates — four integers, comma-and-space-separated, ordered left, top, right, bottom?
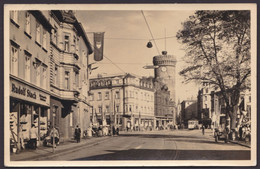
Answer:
176, 10, 250, 130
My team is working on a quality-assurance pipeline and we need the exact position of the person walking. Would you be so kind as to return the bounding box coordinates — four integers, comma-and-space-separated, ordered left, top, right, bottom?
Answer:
29, 124, 38, 149
202, 125, 205, 135
49, 127, 59, 148
74, 125, 81, 143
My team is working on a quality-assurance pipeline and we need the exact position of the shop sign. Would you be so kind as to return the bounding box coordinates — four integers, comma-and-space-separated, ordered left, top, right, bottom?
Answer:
10, 79, 50, 106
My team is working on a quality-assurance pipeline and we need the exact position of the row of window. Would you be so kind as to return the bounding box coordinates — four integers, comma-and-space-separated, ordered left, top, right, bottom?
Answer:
95, 104, 154, 114
52, 65, 79, 90
125, 90, 153, 102
90, 91, 120, 101
11, 11, 48, 50
10, 45, 47, 89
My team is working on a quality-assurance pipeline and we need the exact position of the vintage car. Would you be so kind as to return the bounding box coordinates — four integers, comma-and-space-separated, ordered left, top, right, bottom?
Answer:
214, 127, 229, 143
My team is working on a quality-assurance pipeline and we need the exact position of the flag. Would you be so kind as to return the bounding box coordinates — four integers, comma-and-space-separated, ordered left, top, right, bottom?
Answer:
94, 32, 105, 61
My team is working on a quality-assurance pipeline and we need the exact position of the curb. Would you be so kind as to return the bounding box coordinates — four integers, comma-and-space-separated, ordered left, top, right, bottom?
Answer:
229, 140, 251, 148
11, 136, 112, 161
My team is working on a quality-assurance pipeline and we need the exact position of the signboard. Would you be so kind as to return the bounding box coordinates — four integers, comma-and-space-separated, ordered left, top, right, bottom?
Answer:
10, 79, 50, 107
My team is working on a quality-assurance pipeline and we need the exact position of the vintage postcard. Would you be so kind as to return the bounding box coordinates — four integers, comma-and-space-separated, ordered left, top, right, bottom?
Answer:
4, 3, 257, 167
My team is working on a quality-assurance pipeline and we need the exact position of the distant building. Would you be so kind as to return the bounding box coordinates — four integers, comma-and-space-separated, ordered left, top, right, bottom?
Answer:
197, 81, 214, 127
153, 51, 177, 126
180, 100, 198, 127
89, 73, 155, 131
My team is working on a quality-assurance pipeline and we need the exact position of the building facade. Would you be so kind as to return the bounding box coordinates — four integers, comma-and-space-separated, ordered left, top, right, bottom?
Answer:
48, 10, 93, 140
9, 10, 93, 152
9, 10, 52, 149
89, 73, 155, 131
180, 100, 198, 127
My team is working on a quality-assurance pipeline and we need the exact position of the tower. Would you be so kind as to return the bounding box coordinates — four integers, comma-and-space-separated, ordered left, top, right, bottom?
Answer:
153, 51, 177, 104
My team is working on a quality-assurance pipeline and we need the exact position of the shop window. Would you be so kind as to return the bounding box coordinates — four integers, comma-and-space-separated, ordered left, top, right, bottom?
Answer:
24, 54, 31, 82
36, 22, 41, 44
98, 92, 102, 100
64, 71, 70, 90
10, 45, 19, 76
105, 91, 110, 100
64, 35, 70, 52
10, 11, 19, 25
42, 29, 47, 50
25, 12, 31, 35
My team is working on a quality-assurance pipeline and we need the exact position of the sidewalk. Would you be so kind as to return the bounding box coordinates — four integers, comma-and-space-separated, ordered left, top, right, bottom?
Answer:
203, 129, 251, 148
10, 136, 112, 161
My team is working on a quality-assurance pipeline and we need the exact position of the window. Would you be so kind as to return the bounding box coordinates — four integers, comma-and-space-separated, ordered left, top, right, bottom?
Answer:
54, 65, 59, 87
105, 91, 110, 100
98, 106, 102, 114
129, 105, 132, 112
90, 94, 94, 101
98, 92, 102, 100
205, 88, 208, 93
10, 46, 18, 76
116, 80, 119, 84
42, 29, 47, 49
74, 70, 79, 88
24, 54, 31, 82
64, 35, 70, 52
64, 71, 70, 90
204, 95, 207, 101
105, 106, 109, 113
36, 22, 41, 44
41, 65, 47, 89
35, 61, 41, 86
25, 12, 31, 35
52, 26, 58, 45
10, 11, 18, 24
116, 105, 119, 113
115, 91, 120, 99
205, 104, 207, 108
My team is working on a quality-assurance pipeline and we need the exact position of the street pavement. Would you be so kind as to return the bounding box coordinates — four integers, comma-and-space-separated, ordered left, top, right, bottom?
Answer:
10, 129, 250, 161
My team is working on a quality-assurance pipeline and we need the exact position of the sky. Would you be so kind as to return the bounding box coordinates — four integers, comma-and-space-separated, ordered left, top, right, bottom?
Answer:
76, 10, 199, 102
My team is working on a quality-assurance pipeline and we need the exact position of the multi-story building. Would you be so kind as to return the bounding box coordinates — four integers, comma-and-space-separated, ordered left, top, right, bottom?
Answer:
180, 100, 198, 127
48, 10, 93, 140
197, 81, 214, 127
9, 10, 52, 149
89, 73, 155, 131
9, 10, 93, 152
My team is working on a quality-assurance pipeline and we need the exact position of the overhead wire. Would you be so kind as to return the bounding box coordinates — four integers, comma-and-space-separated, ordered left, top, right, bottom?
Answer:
141, 10, 161, 55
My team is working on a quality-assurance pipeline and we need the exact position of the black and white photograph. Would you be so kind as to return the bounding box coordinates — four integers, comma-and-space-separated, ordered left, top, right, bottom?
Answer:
4, 3, 257, 167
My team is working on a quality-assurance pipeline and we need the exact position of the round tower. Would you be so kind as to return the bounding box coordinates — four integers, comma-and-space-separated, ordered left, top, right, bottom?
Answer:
153, 51, 176, 103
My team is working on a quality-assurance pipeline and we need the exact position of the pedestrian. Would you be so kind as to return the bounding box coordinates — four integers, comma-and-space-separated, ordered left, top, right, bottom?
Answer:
112, 126, 116, 136
116, 127, 119, 135
19, 126, 25, 150
29, 124, 38, 149
202, 125, 205, 135
74, 125, 81, 143
49, 127, 59, 148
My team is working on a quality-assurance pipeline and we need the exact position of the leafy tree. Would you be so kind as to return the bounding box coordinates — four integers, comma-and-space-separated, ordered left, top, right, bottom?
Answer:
176, 10, 250, 130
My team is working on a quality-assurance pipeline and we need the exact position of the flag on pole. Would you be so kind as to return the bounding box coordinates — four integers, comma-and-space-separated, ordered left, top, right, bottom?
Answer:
94, 32, 105, 61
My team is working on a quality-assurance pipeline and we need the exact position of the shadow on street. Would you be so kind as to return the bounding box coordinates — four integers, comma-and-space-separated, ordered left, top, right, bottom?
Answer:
73, 149, 250, 160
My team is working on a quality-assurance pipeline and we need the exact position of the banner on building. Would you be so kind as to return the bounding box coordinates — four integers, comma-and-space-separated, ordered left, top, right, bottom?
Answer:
94, 32, 105, 61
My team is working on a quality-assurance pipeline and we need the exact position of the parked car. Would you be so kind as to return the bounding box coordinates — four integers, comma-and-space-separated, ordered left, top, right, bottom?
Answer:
214, 127, 229, 143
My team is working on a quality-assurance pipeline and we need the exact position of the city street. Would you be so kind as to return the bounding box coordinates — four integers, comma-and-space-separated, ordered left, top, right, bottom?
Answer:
24, 129, 250, 161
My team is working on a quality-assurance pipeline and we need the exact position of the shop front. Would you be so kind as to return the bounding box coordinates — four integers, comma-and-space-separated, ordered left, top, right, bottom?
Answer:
10, 79, 50, 152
